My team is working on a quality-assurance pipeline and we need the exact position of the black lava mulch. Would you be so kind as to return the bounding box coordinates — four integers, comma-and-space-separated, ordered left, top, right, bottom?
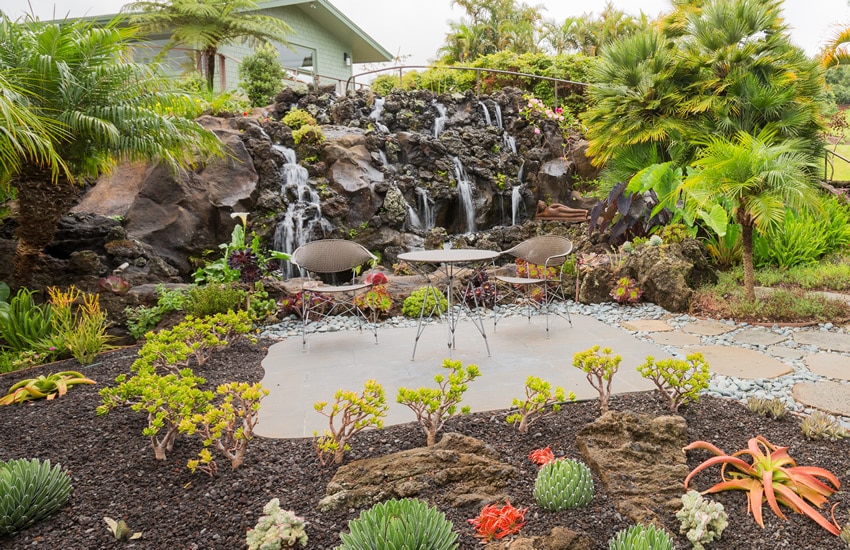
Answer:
1, 339, 848, 549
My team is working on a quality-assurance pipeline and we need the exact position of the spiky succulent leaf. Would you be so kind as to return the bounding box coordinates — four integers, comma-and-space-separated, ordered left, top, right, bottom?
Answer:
608, 524, 674, 550
338, 498, 458, 550
0, 458, 72, 536
533, 458, 594, 511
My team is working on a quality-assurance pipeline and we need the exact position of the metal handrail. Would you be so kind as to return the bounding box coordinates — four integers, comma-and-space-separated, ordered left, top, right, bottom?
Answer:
345, 64, 593, 105
824, 148, 850, 184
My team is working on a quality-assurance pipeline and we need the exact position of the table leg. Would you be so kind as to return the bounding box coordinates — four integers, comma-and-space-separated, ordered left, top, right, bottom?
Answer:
408, 258, 494, 359
459, 271, 492, 357
445, 264, 456, 352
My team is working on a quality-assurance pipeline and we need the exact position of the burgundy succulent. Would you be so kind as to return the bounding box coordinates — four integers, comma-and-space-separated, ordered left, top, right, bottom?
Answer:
227, 249, 258, 269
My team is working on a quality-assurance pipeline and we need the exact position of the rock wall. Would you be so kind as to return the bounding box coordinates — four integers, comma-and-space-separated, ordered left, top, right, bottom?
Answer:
3, 83, 710, 312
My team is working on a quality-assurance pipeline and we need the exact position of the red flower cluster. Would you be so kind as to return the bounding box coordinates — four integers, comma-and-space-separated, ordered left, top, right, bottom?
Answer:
468, 501, 527, 542
528, 446, 556, 467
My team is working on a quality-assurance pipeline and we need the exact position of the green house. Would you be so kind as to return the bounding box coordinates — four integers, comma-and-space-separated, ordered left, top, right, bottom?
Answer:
103, 0, 392, 93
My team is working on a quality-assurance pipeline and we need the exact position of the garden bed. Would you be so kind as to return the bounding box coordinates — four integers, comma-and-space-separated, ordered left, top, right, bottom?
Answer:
0, 340, 846, 549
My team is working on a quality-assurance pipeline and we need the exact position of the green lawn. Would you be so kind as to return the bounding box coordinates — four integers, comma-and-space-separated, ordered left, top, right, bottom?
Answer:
824, 143, 850, 182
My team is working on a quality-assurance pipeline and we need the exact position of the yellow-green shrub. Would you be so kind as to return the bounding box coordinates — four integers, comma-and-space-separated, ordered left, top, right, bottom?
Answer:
637, 353, 710, 412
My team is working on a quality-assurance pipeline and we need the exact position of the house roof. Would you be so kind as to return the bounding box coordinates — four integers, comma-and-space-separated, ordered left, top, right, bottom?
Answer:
72, 0, 392, 64
258, 0, 392, 63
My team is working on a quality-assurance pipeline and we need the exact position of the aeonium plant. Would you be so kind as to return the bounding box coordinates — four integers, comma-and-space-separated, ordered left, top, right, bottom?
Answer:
194, 212, 290, 285
684, 435, 841, 535
610, 276, 642, 304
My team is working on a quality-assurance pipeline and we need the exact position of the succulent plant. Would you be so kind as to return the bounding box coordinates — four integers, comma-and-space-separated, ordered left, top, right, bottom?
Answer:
800, 410, 849, 441
745, 396, 787, 419
401, 287, 447, 318
608, 524, 674, 550
533, 458, 594, 511
338, 498, 458, 550
104, 516, 142, 541
0, 371, 96, 405
676, 490, 727, 550
98, 274, 131, 294
658, 223, 689, 244
246, 498, 307, 549
0, 458, 72, 537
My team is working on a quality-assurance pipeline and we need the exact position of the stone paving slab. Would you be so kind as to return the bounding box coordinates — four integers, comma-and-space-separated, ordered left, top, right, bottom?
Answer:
766, 345, 806, 360
620, 320, 674, 333
682, 320, 736, 336
793, 331, 850, 353
649, 331, 702, 347
689, 345, 793, 379
732, 328, 788, 347
257, 314, 663, 438
793, 380, 850, 417
805, 353, 850, 381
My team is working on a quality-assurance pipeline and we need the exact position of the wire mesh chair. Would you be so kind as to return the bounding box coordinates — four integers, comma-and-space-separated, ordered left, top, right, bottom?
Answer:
493, 235, 573, 338
290, 239, 378, 350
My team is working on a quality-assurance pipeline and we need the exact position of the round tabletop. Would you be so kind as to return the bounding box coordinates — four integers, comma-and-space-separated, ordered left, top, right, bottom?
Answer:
398, 248, 500, 264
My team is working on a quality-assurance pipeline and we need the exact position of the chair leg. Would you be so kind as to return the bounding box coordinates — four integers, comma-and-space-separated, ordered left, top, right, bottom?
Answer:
301, 300, 308, 352
356, 303, 378, 345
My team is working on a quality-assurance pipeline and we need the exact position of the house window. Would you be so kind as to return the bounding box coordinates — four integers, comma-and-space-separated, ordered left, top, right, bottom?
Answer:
280, 44, 316, 72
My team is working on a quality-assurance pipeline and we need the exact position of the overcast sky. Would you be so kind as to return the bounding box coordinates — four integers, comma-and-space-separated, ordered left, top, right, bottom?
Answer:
13, 0, 850, 65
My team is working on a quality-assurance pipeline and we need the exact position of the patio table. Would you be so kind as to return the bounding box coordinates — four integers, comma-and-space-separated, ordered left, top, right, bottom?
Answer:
398, 248, 499, 360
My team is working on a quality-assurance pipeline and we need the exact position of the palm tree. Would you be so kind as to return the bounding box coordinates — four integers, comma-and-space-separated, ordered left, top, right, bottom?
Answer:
0, 15, 222, 287
584, 0, 825, 187
821, 27, 850, 68
123, 0, 294, 91
584, 29, 689, 168
0, 74, 68, 185
682, 130, 818, 300
540, 18, 573, 54
444, 0, 544, 60
497, 19, 538, 53
679, 0, 824, 152
439, 21, 485, 63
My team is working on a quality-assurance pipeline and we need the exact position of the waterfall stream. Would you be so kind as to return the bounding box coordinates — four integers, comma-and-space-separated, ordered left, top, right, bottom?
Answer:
272, 145, 332, 278
451, 157, 476, 234
433, 101, 447, 138
416, 187, 435, 230
478, 101, 492, 126
369, 97, 388, 133
511, 186, 522, 226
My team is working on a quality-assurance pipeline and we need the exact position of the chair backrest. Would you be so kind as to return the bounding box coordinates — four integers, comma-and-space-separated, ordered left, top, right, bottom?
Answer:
503, 235, 573, 267
291, 239, 377, 274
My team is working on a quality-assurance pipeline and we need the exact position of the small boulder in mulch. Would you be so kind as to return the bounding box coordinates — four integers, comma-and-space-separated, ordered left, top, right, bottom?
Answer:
575, 409, 689, 526
483, 526, 595, 550
318, 432, 516, 512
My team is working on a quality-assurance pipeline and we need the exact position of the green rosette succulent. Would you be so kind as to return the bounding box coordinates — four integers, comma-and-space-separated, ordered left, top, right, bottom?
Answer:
338, 498, 458, 550
608, 524, 674, 550
533, 458, 594, 511
0, 458, 72, 536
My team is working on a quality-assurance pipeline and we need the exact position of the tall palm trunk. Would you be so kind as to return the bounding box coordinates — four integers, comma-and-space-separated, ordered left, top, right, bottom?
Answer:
739, 216, 756, 302
13, 174, 81, 289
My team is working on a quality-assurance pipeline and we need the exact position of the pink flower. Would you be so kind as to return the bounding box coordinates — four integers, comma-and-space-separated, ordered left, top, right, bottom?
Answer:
555, 107, 563, 114
533, 127, 541, 135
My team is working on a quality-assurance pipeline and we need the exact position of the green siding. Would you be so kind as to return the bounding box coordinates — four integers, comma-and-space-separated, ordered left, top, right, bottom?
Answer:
219, 5, 353, 92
